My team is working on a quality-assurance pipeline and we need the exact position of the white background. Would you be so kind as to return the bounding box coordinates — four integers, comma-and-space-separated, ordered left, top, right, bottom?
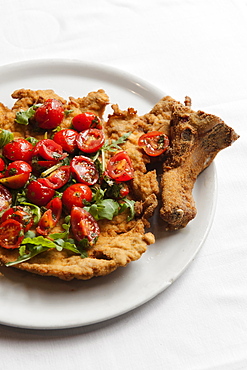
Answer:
0, 0, 246, 369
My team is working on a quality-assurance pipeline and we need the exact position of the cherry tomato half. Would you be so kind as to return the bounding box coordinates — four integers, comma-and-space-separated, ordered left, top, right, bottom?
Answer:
1, 206, 34, 233
71, 206, 100, 245
0, 184, 12, 212
3, 138, 33, 162
62, 184, 92, 212
70, 155, 99, 186
76, 128, 105, 153
34, 99, 64, 130
0, 219, 24, 249
72, 112, 102, 131
32, 139, 68, 161
0, 158, 5, 172
138, 131, 169, 156
0, 173, 30, 189
53, 129, 78, 154
106, 151, 134, 182
26, 179, 55, 206
119, 183, 130, 198
36, 197, 62, 236
39, 165, 71, 189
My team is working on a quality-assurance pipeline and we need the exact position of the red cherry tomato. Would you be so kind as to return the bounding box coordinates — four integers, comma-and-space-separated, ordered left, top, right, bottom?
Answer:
0, 173, 30, 189
106, 151, 134, 182
32, 139, 68, 161
70, 155, 99, 185
3, 138, 33, 162
72, 112, 102, 131
0, 158, 5, 172
4, 160, 32, 177
53, 129, 78, 154
0, 160, 32, 189
0, 184, 12, 212
71, 206, 100, 245
36, 197, 62, 235
0, 219, 24, 249
39, 165, 71, 189
26, 179, 55, 206
76, 128, 105, 153
138, 131, 169, 156
1, 206, 34, 233
34, 99, 64, 130
62, 183, 92, 212
119, 183, 130, 198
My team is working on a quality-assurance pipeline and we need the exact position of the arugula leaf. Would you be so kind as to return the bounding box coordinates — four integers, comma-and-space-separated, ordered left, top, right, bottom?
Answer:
0, 129, 14, 148
6, 231, 87, 267
85, 198, 120, 221
102, 132, 131, 152
119, 198, 135, 221
25, 136, 39, 146
20, 202, 41, 224
15, 104, 41, 125
64, 109, 73, 116
6, 245, 49, 266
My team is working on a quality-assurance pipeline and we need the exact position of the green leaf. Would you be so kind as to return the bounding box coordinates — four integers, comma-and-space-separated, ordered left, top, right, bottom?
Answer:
25, 136, 39, 146
15, 105, 40, 125
22, 236, 57, 249
102, 132, 131, 152
20, 202, 41, 224
0, 129, 14, 148
6, 245, 49, 266
119, 198, 135, 221
85, 198, 120, 221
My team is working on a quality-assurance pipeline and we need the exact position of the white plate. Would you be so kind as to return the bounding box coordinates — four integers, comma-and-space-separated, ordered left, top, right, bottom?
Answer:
0, 59, 217, 330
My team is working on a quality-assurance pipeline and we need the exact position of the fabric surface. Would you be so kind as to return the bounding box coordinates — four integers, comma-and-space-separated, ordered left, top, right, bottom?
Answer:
0, 0, 246, 369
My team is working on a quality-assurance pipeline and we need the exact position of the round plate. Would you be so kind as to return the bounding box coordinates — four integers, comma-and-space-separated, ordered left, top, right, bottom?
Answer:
0, 59, 217, 330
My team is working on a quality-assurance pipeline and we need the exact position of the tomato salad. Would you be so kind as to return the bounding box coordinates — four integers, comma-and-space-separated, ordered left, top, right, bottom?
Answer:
0, 100, 140, 265
0, 98, 169, 266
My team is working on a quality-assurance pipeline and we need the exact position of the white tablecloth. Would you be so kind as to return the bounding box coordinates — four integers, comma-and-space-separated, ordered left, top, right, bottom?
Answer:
0, 0, 246, 369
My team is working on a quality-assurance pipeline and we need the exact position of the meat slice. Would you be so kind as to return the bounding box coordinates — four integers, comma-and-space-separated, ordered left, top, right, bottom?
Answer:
159, 103, 239, 230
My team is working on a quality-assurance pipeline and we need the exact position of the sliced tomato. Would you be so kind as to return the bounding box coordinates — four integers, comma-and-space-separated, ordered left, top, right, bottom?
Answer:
0, 184, 12, 212
39, 165, 71, 189
70, 155, 99, 185
32, 139, 68, 161
119, 183, 130, 198
0, 158, 6, 172
26, 180, 55, 206
106, 151, 134, 182
3, 138, 33, 162
72, 112, 102, 131
36, 197, 62, 235
53, 129, 78, 154
34, 99, 64, 130
138, 131, 169, 156
0, 173, 30, 189
71, 206, 100, 245
76, 128, 104, 153
62, 184, 92, 212
0, 206, 34, 233
0, 219, 24, 249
